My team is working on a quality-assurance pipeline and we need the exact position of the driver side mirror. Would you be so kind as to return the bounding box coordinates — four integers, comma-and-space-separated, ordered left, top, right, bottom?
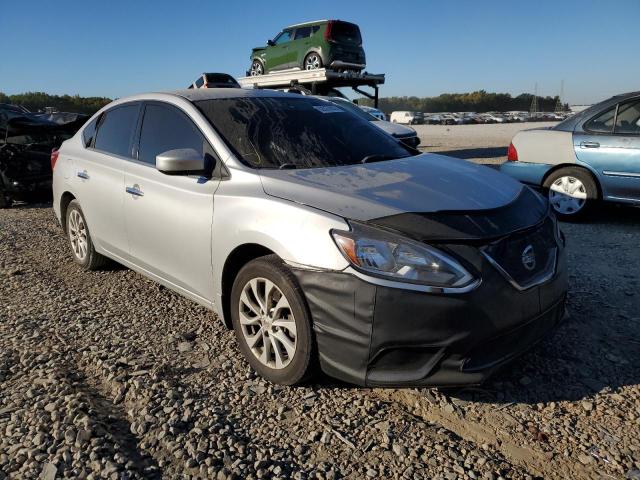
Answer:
267, 39, 275, 46
156, 148, 205, 175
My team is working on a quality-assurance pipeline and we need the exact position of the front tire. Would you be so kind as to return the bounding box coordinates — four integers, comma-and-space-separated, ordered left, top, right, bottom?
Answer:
543, 167, 598, 219
250, 59, 264, 76
231, 255, 314, 385
303, 52, 323, 70
66, 200, 110, 270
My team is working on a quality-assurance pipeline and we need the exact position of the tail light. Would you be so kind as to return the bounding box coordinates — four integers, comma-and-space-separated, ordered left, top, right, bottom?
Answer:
324, 20, 334, 42
507, 142, 518, 161
51, 148, 59, 170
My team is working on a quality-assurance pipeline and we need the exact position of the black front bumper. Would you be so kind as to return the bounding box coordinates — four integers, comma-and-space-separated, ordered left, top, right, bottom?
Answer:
292, 245, 567, 387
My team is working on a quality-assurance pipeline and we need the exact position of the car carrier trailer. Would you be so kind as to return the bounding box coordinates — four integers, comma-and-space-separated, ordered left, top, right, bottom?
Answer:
236, 68, 385, 107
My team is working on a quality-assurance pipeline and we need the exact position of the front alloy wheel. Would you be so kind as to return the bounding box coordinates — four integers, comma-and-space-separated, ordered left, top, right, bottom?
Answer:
239, 277, 297, 369
250, 60, 264, 76
231, 255, 314, 385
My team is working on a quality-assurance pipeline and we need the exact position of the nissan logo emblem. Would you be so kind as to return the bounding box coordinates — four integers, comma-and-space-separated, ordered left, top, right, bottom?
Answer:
521, 245, 536, 271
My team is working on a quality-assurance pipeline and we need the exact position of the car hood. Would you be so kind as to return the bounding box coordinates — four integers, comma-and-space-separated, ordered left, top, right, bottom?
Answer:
260, 154, 547, 241
372, 121, 416, 137
252, 46, 267, 54
260, 154, 522, 218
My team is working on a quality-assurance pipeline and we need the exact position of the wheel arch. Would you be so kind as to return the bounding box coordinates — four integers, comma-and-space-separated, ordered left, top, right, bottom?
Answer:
542, 163, 602, 199
220, 243, 276, 329
59, 191, 76, 233
302, 48, 324, 68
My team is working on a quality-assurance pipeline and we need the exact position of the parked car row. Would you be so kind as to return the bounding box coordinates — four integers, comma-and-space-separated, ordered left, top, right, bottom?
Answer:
390, 110, 572, 125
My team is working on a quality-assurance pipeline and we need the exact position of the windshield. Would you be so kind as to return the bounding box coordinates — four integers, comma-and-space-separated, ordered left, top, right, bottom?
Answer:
324, 98, 378, 122
196, 96, 411, 169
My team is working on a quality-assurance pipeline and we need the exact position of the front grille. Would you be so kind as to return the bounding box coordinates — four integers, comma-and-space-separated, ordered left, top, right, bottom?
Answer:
482, 217, 557, 290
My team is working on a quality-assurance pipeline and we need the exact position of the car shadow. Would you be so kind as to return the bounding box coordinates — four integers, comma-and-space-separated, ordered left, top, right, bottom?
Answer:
432, 147, 507, 159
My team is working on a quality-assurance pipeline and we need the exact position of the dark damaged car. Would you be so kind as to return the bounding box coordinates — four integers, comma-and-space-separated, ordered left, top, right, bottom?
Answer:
0, 104, 87, 207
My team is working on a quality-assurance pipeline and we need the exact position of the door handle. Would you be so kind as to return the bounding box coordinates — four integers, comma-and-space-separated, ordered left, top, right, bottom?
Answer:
77, 170, 89, 179
125, 185, 144, 197
580, 141, 600, 148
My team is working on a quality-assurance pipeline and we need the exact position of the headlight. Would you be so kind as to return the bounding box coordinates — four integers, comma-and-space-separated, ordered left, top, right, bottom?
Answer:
331, 222, 475, 288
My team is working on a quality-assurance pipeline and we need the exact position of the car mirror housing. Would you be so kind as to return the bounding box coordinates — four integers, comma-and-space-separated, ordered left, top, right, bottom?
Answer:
267, 39, 275, 46
156, 148, 205, 174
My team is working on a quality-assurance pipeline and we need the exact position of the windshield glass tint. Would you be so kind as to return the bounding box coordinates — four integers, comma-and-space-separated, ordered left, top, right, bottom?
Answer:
325, 98, 377, 122
196, 97, 411, 169
332, 22, 361, 44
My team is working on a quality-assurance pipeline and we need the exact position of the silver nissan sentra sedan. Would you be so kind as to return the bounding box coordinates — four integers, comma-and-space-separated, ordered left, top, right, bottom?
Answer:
52, 88, 567, 387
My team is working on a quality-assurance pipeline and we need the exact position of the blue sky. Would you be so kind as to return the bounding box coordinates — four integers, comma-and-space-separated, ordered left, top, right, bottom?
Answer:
1, 0, 637, 104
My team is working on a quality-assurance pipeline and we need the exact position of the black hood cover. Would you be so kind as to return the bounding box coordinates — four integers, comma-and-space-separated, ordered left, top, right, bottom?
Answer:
367, 186, 548, 243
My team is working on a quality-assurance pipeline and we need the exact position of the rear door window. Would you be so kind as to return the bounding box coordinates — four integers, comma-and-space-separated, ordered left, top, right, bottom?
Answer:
294, 26, 312, 40
137, 103, 207, 166
584, 106, 616, 134
614, 100, 640, 135
94, 105, 139, 157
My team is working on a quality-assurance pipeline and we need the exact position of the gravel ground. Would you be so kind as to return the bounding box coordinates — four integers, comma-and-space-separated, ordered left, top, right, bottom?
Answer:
1, 133, 639, 479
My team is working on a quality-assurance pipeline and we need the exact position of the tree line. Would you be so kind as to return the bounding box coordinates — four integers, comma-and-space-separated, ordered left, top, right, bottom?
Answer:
0, 91, 112, 114
359, 90, 567, 114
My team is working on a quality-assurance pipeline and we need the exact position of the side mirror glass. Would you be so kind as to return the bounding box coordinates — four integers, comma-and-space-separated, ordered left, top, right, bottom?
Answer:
156, 148, 205, 174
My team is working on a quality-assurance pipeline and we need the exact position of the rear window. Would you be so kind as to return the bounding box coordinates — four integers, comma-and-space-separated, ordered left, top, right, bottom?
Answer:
330, 21, 362, 45
196, 96, 411, 169
82, 116, 99, 148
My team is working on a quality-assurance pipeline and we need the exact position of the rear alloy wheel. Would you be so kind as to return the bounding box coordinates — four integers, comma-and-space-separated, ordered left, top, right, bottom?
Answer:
231, 255, 314, 385
304, 53, 323, 70
66, 200, 110, 270
250, 59, 264, 76
543, 167, 598, 219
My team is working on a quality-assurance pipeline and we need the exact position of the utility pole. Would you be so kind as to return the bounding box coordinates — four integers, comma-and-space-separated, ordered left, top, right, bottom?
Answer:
530, 82, 539, 117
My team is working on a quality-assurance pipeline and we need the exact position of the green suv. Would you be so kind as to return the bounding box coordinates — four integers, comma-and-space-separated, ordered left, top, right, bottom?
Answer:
249, 20, 366, 76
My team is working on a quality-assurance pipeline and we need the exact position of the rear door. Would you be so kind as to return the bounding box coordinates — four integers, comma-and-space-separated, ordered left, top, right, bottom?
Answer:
574, 98, 640, 201
293, 26, 314, 66
72, 103, 140, 259
123, 101, 219, 303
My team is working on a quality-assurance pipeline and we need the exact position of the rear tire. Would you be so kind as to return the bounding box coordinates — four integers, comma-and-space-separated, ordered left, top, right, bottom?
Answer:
543, 167, 598, 220
303, 52, 323, 70
231, 255, 314, 385
66, 200, 110, 270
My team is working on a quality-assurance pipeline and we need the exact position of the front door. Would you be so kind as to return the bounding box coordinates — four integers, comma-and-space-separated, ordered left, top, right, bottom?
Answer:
575, 98, 640, 201
267, 29, 295, 71
124, 102, 219, 303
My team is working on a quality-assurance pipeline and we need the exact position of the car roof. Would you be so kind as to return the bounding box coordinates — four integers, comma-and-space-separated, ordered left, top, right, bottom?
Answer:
170, 88, 298, 102
285, 19, 329, 29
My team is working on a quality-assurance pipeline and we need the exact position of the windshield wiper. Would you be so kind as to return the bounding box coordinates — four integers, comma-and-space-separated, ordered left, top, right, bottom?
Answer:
278, 163, 298, 170
360, 154, 397, 164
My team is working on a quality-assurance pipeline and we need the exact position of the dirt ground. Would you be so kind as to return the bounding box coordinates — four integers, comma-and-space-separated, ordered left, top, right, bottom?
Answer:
1, 125, 639, 479
416, 122, 559, 164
